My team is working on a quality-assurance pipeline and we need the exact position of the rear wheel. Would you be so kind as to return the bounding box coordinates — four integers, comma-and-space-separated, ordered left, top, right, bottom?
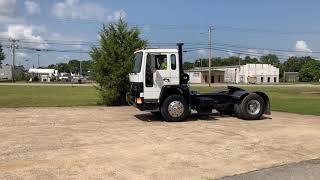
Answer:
161, 95, 188, 122
237, 93, 265, 120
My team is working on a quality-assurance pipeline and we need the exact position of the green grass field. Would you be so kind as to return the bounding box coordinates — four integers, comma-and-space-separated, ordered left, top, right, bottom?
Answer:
0, 85, 319, 116
0, 85, 98, 108
192, 86, 320, 116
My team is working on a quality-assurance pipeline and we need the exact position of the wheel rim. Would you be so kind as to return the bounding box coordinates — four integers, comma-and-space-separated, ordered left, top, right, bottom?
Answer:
168, 101, 184, 117
247, 99, 261, 115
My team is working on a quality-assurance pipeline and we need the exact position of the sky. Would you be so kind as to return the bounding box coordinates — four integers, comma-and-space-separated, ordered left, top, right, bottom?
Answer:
0, 0, 320, 68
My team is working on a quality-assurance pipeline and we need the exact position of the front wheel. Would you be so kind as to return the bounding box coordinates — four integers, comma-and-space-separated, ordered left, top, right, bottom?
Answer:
161, 95, 188, 122
236, 93, 265, 120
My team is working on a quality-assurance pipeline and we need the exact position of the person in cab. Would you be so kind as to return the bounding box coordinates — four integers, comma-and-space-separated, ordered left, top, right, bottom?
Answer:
159, 58, 167, 70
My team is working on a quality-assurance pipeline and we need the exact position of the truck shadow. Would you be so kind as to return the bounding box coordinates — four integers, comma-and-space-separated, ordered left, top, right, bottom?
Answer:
240, 116, 272, 121
134, 113, 221, 122
134, 113, 271, 122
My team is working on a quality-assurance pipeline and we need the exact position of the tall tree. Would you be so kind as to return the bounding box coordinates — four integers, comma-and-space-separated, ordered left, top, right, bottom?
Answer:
183, 62, 194, 70
68, 59, 80, 73
243, 56, 260, 64
260, 54, 280, 67
0, 43, 5, 66
282, 56, 315, 72
91, 19, 147, 105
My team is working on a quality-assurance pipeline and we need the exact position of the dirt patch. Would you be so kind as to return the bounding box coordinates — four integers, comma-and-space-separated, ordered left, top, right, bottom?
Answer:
0, 107, 320, 179
302, 91, 320, 95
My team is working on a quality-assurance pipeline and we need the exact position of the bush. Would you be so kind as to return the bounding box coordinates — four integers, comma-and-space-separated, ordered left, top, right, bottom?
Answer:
299, 60, 320, 82
32, 76, 39, 82
90, 19, 147, 105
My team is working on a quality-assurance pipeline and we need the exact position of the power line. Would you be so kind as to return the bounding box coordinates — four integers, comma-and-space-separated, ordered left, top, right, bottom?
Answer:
183, 46, 297, 60
2, 36, 317, 55
17, 46, 90, 53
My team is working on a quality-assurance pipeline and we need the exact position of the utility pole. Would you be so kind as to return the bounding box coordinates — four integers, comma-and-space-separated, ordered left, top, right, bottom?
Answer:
208, 26, 214, 87
37, 54, 40, 68
79, 61, 82, 76
79, 49, 82, 77
238, 53, 241, 84
10, 39, 18, 83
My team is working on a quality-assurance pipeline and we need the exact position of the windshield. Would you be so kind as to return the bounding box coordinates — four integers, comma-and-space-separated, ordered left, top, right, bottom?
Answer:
132, 52, 143, 73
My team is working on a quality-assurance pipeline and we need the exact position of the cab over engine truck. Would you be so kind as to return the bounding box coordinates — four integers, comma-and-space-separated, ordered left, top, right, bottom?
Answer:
127, 43, 270, 122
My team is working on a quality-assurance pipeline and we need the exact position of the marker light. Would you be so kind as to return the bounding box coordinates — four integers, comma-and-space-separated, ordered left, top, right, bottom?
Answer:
136, 97, 143, 104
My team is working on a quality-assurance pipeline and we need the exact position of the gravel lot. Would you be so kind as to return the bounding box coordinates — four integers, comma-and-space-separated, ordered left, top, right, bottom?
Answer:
0, 107, 320, 180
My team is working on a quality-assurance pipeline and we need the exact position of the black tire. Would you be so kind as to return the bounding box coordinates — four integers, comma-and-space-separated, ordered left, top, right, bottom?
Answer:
161, 95, 188, 122
237, 93, 265, 120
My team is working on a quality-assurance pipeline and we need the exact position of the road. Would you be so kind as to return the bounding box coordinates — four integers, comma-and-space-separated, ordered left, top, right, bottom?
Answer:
0, 107, 320, 179
220, 158, 320, 180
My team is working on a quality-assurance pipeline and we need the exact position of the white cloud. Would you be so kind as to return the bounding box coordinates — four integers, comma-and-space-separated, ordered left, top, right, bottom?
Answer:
197, 49, 207, 57
24, 0, 40, 15
58, 55, 70, 61
51, 32, 61, 38
295, 40, 312, 53
0, 0, 17, 22
72, 44, 82, 49
2, 24, 49, 49
17, 52, 28, 59
227, 49, 236, 56
96, 34, 101, 40
51, 0, 126, 22
107, 9, 127, 22
0, 0, 16, 16
263, 49, 270, 55
247, 49, 259, 58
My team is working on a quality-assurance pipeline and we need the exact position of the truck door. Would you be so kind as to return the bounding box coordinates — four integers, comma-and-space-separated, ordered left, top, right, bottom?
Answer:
169, 53, 179, 85
144, 53, 171, 100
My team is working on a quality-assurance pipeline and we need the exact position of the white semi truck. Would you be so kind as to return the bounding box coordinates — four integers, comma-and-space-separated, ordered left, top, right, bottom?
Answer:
127, 43, 270, 122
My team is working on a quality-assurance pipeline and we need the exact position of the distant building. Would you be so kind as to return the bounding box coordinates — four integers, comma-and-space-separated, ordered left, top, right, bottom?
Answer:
0, 65, 13, 81
186, 64, 279, 84
28, 68, 58, 82
284, 72, 299, 82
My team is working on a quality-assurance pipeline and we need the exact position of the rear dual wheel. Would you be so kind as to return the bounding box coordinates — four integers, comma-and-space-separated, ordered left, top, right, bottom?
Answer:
237, 93, 265, 120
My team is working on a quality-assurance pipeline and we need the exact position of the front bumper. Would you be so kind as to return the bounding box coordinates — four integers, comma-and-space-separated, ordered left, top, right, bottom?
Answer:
126, 93, 138, 106
126, 93, 158, 111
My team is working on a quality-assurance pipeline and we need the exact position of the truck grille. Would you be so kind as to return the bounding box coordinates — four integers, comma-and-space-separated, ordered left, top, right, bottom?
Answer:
130, 82, 143, 96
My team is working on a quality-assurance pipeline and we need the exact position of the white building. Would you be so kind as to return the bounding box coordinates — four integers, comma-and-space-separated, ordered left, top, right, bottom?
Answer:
28, 68, 58, 82
0, 65, 13, 81
186, 64, 279, 84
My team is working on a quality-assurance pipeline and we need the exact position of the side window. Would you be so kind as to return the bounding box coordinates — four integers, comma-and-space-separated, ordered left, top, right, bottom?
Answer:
155, 55, 167, 70
171, 54, 176, 70
145, 54, 154, 87
146, 54, 151, 70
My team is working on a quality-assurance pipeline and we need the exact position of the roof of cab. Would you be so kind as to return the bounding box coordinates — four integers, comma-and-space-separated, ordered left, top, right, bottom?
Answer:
135, 48, 178, 53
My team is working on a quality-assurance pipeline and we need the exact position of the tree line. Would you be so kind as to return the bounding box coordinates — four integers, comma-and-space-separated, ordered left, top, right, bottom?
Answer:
183, 54, 320, 82
46, 60, 94, 75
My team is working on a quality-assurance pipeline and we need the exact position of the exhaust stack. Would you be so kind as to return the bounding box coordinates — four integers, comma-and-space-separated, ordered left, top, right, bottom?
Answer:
177, 43, 184, 75
177, 43, 189, 85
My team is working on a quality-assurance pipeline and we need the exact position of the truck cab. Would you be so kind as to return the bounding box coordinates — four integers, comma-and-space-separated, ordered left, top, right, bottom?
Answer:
127, 44, 270, 122
129, 48, 181, 102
